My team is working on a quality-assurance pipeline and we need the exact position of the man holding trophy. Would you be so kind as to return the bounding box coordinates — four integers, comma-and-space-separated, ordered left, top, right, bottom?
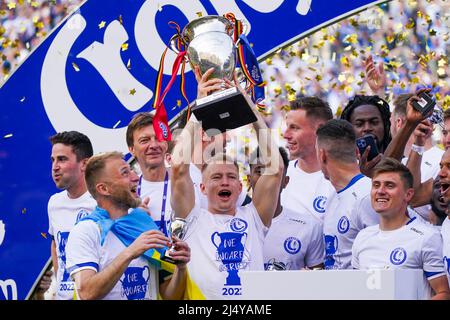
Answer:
168, 14, 284, 299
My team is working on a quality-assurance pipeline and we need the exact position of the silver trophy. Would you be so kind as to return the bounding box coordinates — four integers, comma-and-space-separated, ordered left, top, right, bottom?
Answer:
161, 214, 189, 264
172, 15, 257, 135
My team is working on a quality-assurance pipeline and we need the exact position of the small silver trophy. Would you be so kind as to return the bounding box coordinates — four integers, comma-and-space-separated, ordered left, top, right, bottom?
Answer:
161, 213, 188, 264
266, 258, 288, 271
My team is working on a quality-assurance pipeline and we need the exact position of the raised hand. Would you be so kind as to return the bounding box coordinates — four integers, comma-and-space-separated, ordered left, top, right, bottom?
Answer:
406, 88, 433, 125
364, 55, 386, 95
194, 66, 224, 99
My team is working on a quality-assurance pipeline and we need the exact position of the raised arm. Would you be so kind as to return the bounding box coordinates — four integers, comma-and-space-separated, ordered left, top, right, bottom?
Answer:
384, 88, 431, 160
248, 95, 284, 227
406, 120, 434, 207
364, 54, 387, 98
170, 119, 197, 219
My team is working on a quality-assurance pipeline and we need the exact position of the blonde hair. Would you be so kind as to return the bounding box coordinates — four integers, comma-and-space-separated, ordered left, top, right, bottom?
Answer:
85, 151, 123, 198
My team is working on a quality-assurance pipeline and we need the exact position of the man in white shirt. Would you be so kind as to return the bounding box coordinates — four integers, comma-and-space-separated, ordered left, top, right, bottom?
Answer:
248, 147, 324, 270
66, 152, 190, 300
126, 112, 172, 235
316, 119, 373, 269
47, 131, 96, 300
352, 157, 450, 300
176, 70, 251, 208
281, 96, 336, 222
438, 149, 450, 285
170, 91, 284, 299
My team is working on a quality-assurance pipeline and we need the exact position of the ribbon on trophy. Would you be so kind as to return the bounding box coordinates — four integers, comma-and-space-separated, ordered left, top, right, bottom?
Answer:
152, 22, 191, 141
225, 13, 266, 113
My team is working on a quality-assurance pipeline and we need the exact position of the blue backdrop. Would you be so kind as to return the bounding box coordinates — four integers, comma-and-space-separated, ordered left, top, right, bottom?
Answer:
0, 0, 384, 299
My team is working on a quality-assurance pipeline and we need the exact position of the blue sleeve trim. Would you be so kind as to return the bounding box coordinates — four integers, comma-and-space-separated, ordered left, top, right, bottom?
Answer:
424, 271, 444, 278
337, 174, 365, 194
68, 262, 99, 274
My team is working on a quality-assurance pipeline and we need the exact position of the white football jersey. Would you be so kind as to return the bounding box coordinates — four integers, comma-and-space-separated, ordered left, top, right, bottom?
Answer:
138, 174, 172, 236
323, 174, 372, 270
66, 219, 159, 300
263, 207, 324, 270
281, 160, 336, 222
441, 217, 450, 286
47, 191, 95, 300
184, 203, 267, 300
352, 217, 445, 281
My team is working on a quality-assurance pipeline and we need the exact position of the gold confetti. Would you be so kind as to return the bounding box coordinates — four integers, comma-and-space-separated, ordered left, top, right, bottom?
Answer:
429, 29, 436, 36
72, 62, 80, 72
118, 15, 123, 25
343, 34, 357, 44
127, 59, 131, 69
196, 12, 203, 17
7, 2, 16, 10
315, 75, 322, 81
437, 68, 446, 77
30, 1, 38, 8
386, 34, 395, 43
121, 43, 129, 51
4, 133, 13, 138
274, 87, 282, 96
177, 100, 181, 107
405, 18, 415, 29
41, 232, 47, 239
340, 56, 350, 68
98, 21, 106, 29
129, 88, 136, 95
21, 208, 26, 214
113, 120, 121, 128
265, 57, 272, 65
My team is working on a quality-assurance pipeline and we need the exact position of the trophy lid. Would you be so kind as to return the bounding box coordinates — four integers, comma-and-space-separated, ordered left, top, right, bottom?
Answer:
182, 15, 234, 44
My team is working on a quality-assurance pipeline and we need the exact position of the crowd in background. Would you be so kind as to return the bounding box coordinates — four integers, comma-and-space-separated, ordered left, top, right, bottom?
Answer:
1, 0, 449, 180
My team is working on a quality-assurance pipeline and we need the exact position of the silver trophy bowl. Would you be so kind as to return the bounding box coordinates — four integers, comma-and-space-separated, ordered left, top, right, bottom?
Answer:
181, 15, 235, 80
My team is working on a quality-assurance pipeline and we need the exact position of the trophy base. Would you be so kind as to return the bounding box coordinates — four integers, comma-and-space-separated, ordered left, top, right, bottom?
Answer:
160, 248, 176, 264
192, 87, 257, 136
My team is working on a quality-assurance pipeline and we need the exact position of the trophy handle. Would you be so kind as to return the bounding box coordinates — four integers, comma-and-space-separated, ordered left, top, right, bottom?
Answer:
169, 35, 189, 63
211, 231, 220, 249
241, 20, 249, 36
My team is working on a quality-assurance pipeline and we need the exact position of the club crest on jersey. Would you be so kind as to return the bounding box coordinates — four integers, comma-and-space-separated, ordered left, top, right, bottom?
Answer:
76, 209, 90, 222
284, 237, 301, 254
337, 216, 350, 234
390, 247, 407, 265
313, 196, 327, 213
158, 121, 169, 140
230, 218, 248, 232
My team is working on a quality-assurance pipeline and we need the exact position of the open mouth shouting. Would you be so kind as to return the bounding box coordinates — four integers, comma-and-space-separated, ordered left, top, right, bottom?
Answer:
130, 184, 138, 198
218, 189, 232, 201
440, 180, 450, 200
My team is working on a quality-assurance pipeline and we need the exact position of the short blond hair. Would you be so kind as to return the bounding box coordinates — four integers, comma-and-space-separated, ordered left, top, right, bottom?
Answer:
201, 153, 239, 174
85, 151, 123, 198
